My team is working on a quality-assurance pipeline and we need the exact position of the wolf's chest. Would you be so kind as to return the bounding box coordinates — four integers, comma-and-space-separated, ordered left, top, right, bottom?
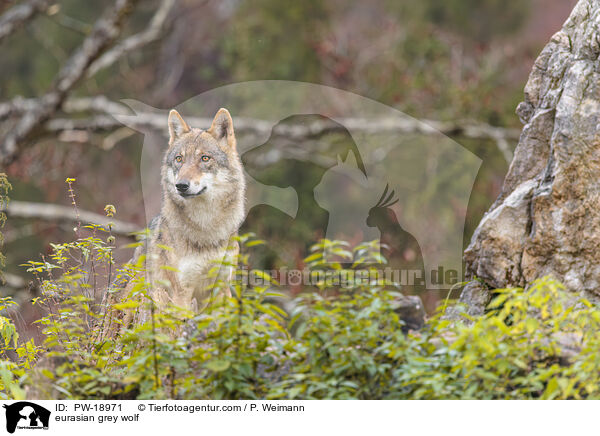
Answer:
177, 255, 209, 283
176, 251, 225, 289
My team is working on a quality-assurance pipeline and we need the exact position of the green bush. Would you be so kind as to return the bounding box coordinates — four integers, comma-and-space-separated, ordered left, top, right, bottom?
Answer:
2, 195, 600, 399
397, 279, 599, 399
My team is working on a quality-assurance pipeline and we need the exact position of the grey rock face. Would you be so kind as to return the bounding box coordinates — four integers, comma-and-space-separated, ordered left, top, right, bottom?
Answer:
456, 280, 491, 318
463, 0, 600, 306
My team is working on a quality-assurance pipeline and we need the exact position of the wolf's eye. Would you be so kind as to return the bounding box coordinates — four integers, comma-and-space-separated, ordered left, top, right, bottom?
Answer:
201, 155, 210, 162
175, 155, 183, 163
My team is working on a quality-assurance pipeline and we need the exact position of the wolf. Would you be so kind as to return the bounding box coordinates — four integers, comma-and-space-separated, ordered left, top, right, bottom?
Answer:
115, 108, 246, 321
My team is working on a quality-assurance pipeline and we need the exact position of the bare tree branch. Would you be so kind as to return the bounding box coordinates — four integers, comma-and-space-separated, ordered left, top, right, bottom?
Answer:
87, 0, 176, 77
63, 97, 521, 142
42, 100, 520, 162
3, 200, 140, 236
0, 95, 128, 121
0, 0, 139, 166
0, 96, 39, 121
43, 112, 522, 140
1, 272, 26, 289
0, 0, 50, 44
0, 92, 519, 163
0, 94, 525, 141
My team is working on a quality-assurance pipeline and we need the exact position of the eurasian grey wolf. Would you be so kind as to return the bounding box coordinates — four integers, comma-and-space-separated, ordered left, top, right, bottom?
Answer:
110, 108, 246, 324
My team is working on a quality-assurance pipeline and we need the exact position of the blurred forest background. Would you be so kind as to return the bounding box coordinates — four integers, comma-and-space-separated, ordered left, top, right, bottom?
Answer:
0, 0, 577, 325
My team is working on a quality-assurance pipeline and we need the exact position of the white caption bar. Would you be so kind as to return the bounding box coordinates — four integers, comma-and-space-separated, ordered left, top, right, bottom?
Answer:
0, 400, 589, 436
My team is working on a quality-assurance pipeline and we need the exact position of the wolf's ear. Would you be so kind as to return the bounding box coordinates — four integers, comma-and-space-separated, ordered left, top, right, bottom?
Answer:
168, 109, 190, 145
208, 108, 235, 150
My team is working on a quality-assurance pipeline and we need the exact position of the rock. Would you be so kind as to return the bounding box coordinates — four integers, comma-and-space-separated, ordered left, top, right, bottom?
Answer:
457, 281, 491, 317
462, 0, 600, 308
552, 332, 583, 366
465, 180, 536, 289
392, 294, 425, 332
443, 280, 490, 322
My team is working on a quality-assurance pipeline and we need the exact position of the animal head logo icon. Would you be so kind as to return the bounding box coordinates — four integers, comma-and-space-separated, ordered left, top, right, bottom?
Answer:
3, 402, 50, 433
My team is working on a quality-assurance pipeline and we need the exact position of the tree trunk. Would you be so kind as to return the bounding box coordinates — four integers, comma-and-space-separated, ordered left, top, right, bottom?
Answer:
461, 0, 600, 312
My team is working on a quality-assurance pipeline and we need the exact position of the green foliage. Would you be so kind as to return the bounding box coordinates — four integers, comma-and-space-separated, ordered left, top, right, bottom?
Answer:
223, 0, 329, 82
372, 0, 530, 124
0, 296, 37, 400
0, 175, 32, 400
4, 218, 600, 399
426, 0, 530, 42
398, 278, 599, 399
272, 288, 408, 399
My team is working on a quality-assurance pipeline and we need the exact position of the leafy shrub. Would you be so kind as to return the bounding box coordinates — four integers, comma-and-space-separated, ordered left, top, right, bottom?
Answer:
2, 183, 600, 399
0, 174, 38, 400
397, 279, 599, 399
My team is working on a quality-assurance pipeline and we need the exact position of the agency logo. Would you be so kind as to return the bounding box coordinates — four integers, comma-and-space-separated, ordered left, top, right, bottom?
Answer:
2, 402, 50, 433
115, 81, 482, 290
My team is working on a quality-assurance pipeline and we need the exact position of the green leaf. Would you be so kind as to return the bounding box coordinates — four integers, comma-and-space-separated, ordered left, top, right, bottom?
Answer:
206, 360, 231, 372
304, 252, 323, 263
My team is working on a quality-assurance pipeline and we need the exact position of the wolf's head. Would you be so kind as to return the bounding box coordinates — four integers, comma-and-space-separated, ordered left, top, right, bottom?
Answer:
162, 108, 244, 205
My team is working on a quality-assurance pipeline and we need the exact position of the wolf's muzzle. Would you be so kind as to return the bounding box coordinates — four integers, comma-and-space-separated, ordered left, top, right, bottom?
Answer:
178, 186, 207, 198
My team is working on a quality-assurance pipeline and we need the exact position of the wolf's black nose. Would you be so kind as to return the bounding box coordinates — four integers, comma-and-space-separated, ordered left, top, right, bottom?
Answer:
176, 181, 189, 193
